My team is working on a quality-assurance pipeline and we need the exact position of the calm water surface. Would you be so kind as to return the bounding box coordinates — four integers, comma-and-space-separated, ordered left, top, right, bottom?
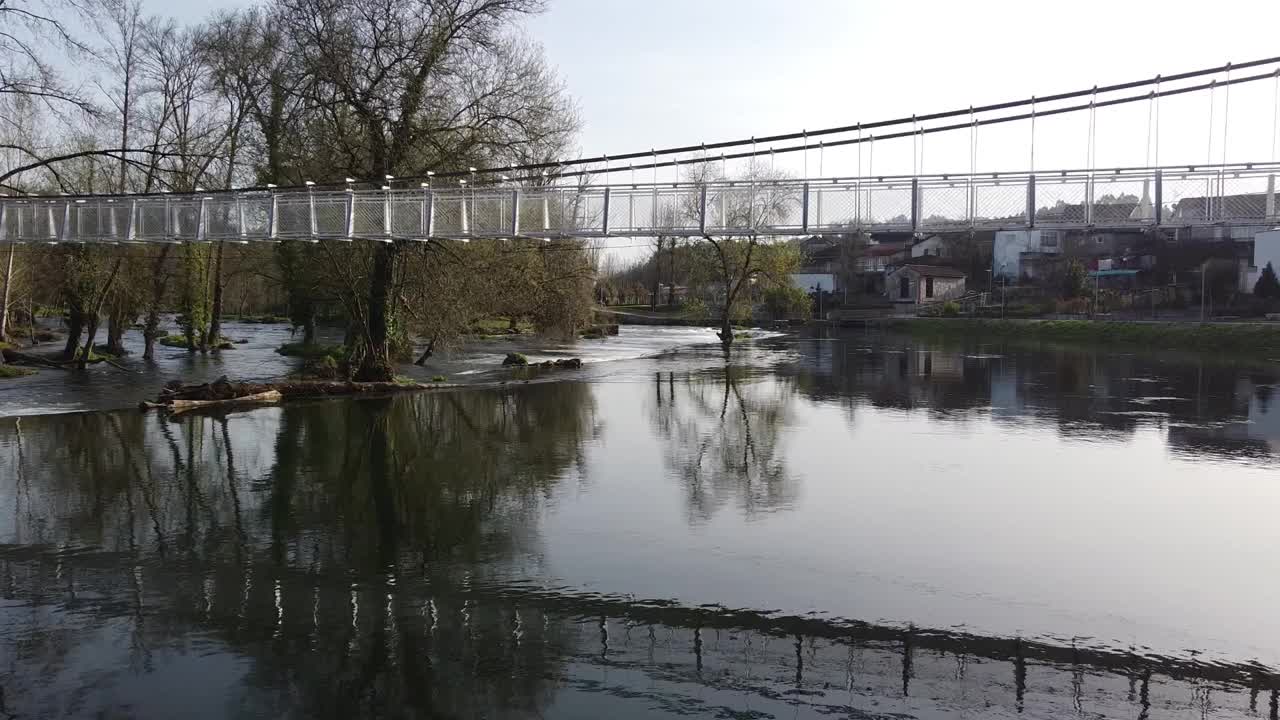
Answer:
2, 329, 1279, 718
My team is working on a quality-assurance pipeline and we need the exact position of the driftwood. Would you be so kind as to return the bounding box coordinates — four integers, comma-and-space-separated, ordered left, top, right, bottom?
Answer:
143, 375, 455, 411
169, 390, 283, 413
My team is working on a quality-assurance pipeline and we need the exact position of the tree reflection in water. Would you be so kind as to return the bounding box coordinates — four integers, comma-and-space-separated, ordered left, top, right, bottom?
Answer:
647, 365, 798, 522
1, 369, 1277, 719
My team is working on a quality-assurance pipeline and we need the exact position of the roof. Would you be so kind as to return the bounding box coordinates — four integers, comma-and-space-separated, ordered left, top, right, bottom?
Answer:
1088, 269, 1141, 278
1170, 193, 1270, 220
892, 264, 967, 279
866, 242, 910, 257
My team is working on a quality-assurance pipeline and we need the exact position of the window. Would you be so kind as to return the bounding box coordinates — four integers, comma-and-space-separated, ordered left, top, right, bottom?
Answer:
1040, 231, 1059, 248
925, 276, 935, 298
899, 276, 910, 299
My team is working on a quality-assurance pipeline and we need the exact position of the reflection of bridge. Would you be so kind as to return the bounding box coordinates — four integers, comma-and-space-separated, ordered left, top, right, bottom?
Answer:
3, 543, 1277, 719
2, 162, 1278, 243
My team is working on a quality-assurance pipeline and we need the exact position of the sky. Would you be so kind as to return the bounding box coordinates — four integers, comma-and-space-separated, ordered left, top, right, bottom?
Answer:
136, 0, 1280, 182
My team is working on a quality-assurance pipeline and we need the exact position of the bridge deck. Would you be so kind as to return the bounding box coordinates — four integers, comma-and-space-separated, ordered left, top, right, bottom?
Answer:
1, 163, 1277, 243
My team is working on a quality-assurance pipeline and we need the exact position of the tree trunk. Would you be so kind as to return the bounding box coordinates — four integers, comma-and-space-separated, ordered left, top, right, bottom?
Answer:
208, 241, 225, 350
304, 315, 317, 346
355, 240, 397, 382
0, 242, 14, 342
105, 308, 128, 356
63, 308, 85, 360
668, 240, 676, 307
142, 245, 173, 360
78, 258, 124, 370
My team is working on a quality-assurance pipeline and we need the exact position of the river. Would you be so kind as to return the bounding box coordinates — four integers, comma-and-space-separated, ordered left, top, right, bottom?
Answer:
1, 327, 1278, 719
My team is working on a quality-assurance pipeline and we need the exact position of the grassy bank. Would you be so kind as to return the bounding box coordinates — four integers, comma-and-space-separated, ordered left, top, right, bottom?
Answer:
890, 318, 1280, 356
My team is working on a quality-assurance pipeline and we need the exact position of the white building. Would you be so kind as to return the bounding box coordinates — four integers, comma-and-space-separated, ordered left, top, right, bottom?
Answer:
1246, 229, 1280, 291
992, 230, 1061, 279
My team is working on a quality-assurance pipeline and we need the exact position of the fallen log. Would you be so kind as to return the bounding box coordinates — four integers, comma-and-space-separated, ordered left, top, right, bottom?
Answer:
1, 348, 72, 370
143, 377, 458, 411
168, 390, 283, 413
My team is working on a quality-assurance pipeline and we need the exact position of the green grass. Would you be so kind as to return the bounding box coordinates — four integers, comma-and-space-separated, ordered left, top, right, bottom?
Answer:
0, 364, 35, 379
471, 317, 534, 335
160, 335, 235, 350
892, 318, 1280, 356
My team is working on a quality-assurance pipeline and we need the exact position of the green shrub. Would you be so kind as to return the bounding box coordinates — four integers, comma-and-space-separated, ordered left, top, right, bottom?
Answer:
763, 285, 813, 319
431, 375, 447, 382
277, 342, 347, 360
681, 298, 709, 322
940, 301, 960, 317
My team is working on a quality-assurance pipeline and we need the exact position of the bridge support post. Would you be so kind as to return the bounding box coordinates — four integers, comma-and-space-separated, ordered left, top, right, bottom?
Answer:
383, 188, 393, 238
344, 191, 355, 239
1154, 171, 1163, 226
236, 196, 247, 241
307, 189, 317, 239
267, 193, 278, 241
126, 200, 136, 242
801, 182, 810, 234
698, 185, 707, 235
601, 188, 610, 235
60, 201, 71, 243
511, 189, 521, 236
1026, 175, 1035, 228
1266, 174, 1276, 221
425, 191, 435, 237
0, 203, 6, 243
909, 178, 919, 233
197, 197, 208, 242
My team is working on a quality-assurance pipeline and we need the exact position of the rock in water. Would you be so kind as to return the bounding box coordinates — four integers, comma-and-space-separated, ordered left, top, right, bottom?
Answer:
502, 353, 528, 366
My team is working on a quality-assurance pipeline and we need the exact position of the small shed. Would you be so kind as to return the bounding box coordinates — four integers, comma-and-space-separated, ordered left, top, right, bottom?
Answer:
886, 264, 967, 305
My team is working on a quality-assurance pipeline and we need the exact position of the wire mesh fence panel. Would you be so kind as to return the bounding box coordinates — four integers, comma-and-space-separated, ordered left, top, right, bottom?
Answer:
1, 203, 24, 240
809, 184, 863, 231
1160, 174, 1218, 224
467, 193, 510, 237
204, 198, 241, 240
390, 193, 427, 237
919, 183, 971, 230
1032, 178, 1088, 226
757, 184, 805, 233
651, 187, 699, 233
172, 200, 204, 240
619, 187, 660, 235
352, 196, 389, 237
312, 193, 349, 237
237, 196, 272, 238
135, 199, 169, 239
704, 185, 761, 234
571, 189, 607, 234
72, 203, 102, 239
1218, 172, 1274, 223
972, 182, 1027, 227
275, 197, 313, 239
7, 204, 34, 241
435, 195, 470, 236
517, 190, 554, 235
1089, 176, 1153, 226
863, 185, 913, 228
102, 202, 132, 240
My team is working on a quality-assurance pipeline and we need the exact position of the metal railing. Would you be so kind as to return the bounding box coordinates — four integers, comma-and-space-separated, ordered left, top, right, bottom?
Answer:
1, 162, 1277, 244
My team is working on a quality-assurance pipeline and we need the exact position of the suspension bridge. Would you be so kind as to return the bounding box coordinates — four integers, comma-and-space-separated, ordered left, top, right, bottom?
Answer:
2, 57, 1279, 244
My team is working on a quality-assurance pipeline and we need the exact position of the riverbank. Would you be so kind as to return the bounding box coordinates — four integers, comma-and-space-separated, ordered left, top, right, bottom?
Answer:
888, 318, 1280, 357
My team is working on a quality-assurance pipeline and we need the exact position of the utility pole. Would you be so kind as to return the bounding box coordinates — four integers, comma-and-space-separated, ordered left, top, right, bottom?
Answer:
1200, 262, 1206, 323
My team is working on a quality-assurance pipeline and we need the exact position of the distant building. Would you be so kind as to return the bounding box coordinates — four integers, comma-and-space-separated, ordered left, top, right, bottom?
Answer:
886, 264, 967, 306
910, 235, 951, 259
